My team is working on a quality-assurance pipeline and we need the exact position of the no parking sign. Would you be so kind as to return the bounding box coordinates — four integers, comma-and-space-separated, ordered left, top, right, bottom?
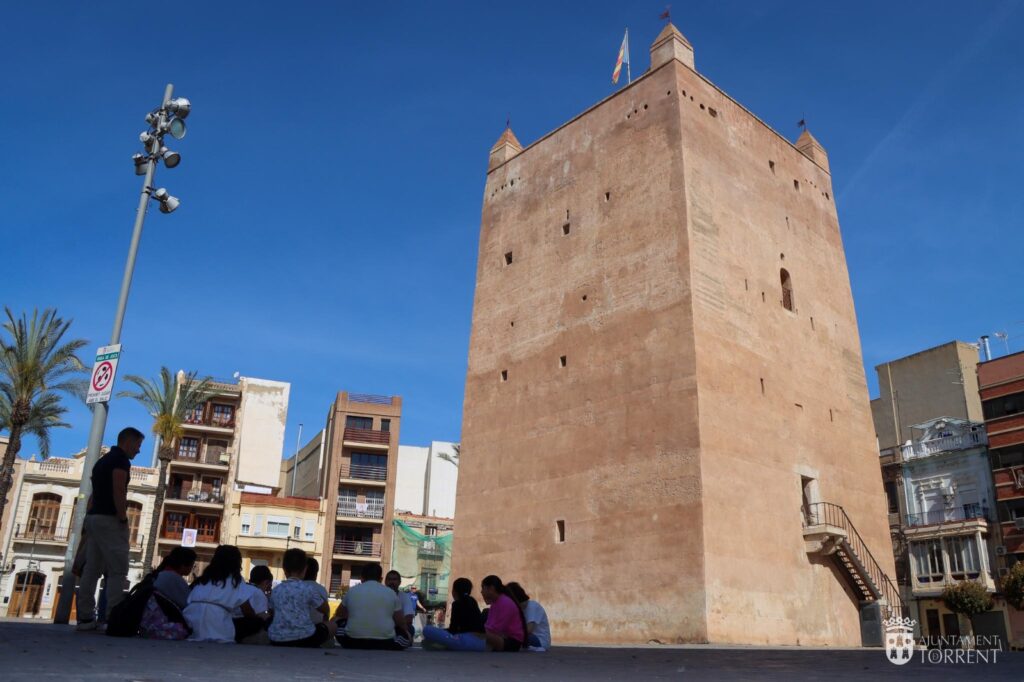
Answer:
86, 344, 122, 405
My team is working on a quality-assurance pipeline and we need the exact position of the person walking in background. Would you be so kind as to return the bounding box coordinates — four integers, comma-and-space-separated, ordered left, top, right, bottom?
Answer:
76, 427, 144, 631
335, 564, 409, 650
507, 582, 551, 651
269, 548, 335, 647
184, 545, 263, 643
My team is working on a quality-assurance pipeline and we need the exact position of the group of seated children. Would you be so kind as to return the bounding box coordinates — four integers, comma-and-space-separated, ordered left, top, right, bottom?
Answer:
421, 575, 550, 652
134, 544, 550, 652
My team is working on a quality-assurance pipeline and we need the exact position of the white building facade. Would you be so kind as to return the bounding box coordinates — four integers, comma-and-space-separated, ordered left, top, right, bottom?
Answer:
0, 452, 157, 619
902, 419, 997, 598
395, 441, 458, 518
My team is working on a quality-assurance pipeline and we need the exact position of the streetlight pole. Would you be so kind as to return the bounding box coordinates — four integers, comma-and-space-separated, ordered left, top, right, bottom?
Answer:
54, 84, 188, 624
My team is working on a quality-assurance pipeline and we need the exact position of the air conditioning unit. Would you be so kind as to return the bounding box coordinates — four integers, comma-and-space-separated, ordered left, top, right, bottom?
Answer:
1014, 518, 1024, 530
996, 545, 1008, 556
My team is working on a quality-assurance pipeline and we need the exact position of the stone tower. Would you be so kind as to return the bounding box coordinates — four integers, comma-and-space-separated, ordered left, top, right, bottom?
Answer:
453, 24, 896, 646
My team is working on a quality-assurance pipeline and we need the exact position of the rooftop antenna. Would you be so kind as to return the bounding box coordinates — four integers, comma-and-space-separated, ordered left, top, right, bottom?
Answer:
995, 331, 1010, 356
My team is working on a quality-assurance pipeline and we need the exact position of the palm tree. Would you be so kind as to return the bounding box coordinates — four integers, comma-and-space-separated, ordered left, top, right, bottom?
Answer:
119, 367, 211, 570
0, 308, 89, 532
438, 443, 460, 468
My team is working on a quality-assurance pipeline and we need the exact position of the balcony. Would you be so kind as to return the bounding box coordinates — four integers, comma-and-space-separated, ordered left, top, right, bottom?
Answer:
333, 539, 382, 558
336, 501, 385, 522
343, 427, 391, 449
905, 504, 990, 528
172, 446, 230, 468
13, 525, 69, 544
165, 487, 226, 507
900, 431, 987, 460
339, 462, 387, 484
158, 527, 219, 546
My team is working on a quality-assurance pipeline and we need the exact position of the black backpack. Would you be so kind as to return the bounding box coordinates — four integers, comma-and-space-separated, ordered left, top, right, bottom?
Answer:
105, 573, 156, 637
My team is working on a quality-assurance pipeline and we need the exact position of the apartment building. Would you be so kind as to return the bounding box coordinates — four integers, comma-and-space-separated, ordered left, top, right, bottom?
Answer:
228, 491, 325, 581
978, 350, 1024, 646
288, 392, 401, 595
154, 374, 289, 570
0, 451, 157, 618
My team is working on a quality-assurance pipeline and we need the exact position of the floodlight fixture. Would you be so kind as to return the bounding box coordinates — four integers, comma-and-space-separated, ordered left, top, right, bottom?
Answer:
132, 153, 147, 176
159, 194, 180, 213
167, 117, 187, 140
166, 97, 191, 119
139, 131, 155, 145
160, 147, 181, 168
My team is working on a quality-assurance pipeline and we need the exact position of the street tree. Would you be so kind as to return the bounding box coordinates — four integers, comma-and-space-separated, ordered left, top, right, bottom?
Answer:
0, 308, 88, 531
119, 367, 211, 569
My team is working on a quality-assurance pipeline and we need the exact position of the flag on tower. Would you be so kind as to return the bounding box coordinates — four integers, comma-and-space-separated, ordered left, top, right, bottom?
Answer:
612, 29, 630, 84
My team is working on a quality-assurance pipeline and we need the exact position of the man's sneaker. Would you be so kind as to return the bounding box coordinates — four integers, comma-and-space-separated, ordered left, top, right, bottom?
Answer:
75, 619, 98, 632
527, 645, 547, 652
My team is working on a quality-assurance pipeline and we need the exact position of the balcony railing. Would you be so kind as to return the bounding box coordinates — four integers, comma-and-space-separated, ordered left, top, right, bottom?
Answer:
184, 414, 235, 429
348, 393, 393, 405
336, 502, 385, 519
905, 504, 989, 528
334, 539, 382, 557
417, 540, 445, 559
167, 488, 225, 504
159, 527, 219, 544
343, 427, 391, 445
174, 446, 229, 466
339, 462, 387, 482
14, 525, 69, 543
900, 431, 987, 460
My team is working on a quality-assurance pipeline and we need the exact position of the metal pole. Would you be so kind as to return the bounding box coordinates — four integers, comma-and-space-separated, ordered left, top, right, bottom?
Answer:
625, 29, 631, 84
53, 84, 174, 624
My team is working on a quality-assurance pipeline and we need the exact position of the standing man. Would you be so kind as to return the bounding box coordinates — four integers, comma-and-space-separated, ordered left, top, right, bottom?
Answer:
76, 427, 144, 630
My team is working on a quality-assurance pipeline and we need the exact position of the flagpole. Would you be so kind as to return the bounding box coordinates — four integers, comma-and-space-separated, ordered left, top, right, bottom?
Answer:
625, 28, 631, 84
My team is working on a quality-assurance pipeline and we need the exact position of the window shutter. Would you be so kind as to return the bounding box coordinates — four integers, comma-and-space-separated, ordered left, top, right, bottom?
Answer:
254, 514, 264, 536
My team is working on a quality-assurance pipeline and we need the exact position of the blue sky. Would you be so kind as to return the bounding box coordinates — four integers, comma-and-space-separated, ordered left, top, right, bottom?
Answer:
2, 1, 1022, 465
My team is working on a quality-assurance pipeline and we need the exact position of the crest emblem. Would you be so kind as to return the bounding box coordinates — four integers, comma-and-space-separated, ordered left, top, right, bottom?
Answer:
883, 616, 916, 665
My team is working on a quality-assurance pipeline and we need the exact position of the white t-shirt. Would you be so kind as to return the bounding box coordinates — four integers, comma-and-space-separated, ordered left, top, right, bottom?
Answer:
230, 583, 269, 618
342, 580, 403, 639
185, 579, 253, 643
402, 592, 418, 618
524, 600, 551, 649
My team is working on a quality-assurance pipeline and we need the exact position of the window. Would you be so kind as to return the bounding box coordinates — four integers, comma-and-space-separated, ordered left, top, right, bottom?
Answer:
352, 453, 387, 468
304, 518, 316, 541
366, 490, 385, 517
911, 540, 944, 582
504, 251, 513, 266
883, 481, 899, 514
178, 437, 199, 459
196, 515, 219, 542
380, 419, 391, 433
425, 525, 438, 537
556, 519, 565, 543
185, 404, 204, 423
27, 493, 62, 537
163, 511, 187, 538
267, 517, 290, 538
241, 514, 251, 535
559, 355, 567, 368
211, 404, 234, 427
947, 535, 980, 579
501, 370, 508, 382
346, 416, 373, 430
126, 502, 142, 545
780, 269, 794, 311
293, 524, 301, 539
983, 392, 1024, 420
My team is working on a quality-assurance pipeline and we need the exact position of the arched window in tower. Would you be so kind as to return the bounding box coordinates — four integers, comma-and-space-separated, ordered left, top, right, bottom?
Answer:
780, 268, 794, 311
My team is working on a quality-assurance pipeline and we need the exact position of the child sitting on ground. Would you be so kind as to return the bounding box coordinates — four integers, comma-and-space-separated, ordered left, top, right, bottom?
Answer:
269, 548, 336, 647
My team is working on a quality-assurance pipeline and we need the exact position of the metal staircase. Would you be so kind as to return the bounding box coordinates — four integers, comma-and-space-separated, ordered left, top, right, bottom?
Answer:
802, 501, 906, 620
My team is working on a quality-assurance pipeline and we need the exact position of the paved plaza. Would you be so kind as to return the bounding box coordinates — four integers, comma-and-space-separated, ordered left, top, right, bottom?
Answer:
0, 620, 1020, 681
